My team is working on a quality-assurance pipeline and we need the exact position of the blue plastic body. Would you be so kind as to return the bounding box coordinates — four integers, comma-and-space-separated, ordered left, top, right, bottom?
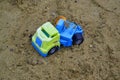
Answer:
56, 19, 84, 47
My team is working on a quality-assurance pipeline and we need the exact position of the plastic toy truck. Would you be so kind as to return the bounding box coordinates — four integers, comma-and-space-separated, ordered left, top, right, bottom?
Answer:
55, 16, 84, 47
32, 16, 84, 57
32, 22, 60, 57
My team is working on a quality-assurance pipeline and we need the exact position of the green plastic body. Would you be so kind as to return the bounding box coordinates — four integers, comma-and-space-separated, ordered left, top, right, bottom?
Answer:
32, 22, 60, 57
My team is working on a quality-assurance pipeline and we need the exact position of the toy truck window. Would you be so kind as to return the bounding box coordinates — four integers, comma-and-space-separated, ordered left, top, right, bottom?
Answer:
41, 28, 49, 37
36, 37, 42, 47
64, 21, 70, 28
51, 33, 57, 38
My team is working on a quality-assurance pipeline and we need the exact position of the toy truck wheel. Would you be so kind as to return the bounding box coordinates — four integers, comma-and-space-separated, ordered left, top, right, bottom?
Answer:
55, 16, 66, 25
72, 33, 84, 45
48, 47, 59, 56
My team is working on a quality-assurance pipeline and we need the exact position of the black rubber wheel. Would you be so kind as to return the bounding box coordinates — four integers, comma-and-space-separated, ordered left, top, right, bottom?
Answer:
72, 33, 84, 45
48, 47, 59, 56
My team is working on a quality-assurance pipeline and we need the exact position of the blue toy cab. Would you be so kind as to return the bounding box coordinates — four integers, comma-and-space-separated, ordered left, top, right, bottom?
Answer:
55, 16, 84, 47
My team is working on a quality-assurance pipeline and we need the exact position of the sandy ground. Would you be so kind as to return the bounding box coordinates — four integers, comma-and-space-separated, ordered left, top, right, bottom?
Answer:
0, 0, 120, 80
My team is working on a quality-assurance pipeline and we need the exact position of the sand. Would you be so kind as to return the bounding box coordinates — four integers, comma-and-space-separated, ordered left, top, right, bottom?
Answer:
0, 0, 120, 80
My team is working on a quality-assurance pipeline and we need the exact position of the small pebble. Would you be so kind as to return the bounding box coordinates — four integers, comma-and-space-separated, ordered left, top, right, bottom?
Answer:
20, 44, 24, 48
89, 44, 93, 48
51, 12, 57, 17
27, 58, 38, 66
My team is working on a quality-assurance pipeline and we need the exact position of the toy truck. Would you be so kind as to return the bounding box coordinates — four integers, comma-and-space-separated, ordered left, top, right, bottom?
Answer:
32, 22, 60, 57
55, 16, 84, 47
32, 16, 84, 57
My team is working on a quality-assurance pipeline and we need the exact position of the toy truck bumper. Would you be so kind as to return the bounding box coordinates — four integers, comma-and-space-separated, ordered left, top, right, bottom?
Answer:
32, 42, 48, 57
